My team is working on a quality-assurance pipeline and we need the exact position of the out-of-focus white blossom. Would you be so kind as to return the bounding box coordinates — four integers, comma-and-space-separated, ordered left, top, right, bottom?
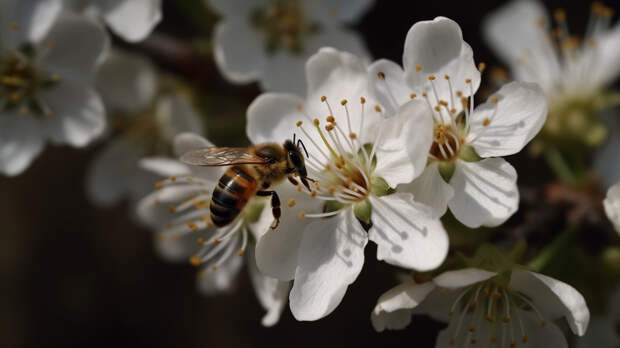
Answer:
0, 1, 108, 176
372, 267, 589, 348
67, 0, 162, 42
368, 17, 548, 228
208, 0, 372, 95
86, 50, 202, 207
247, 47, 448, 321
604, 181, 620, 234
137, 133, 290, 326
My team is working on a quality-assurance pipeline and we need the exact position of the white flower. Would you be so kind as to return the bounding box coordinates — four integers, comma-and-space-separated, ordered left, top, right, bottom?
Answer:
66, 0, 162, 42
247, 47, 448, 321
208, 0, 372, 95
137, 133, 292, 326
367, 17, 548, 228
483, 0, 620, 162
86, 50, 202, 207
371, 267, 590, 348
604, 181, 620, 234
0, 2, 108, 176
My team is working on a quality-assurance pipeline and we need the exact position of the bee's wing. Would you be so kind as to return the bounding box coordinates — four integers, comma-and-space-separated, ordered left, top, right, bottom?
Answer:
180, 147, 268, 166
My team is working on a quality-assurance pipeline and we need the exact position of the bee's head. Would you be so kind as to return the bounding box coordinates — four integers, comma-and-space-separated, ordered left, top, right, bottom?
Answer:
284, 139, 312, 190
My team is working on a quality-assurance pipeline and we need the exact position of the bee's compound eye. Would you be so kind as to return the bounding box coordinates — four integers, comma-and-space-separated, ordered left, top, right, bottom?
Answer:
288, 151, 303, 168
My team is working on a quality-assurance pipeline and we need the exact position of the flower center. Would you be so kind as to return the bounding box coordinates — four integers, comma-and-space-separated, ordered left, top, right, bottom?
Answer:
0, 44, 59, 117
442, 279, 549, 347
430, 123, 463, 161
251, 0, 320, 54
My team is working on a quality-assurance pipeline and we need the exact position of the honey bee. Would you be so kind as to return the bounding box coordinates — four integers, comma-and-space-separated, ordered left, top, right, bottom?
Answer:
180, 136, 312, 229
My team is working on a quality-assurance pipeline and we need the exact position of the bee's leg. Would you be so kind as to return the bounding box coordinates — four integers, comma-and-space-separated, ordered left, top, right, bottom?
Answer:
256, 190, 281, 229
288, 176, 299, 186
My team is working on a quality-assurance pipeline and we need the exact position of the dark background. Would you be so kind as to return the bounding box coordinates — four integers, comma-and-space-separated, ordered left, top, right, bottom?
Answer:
1, 1, 610, 347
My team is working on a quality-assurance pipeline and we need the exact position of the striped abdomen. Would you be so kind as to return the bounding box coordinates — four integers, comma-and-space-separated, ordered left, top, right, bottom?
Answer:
210, 166, 258, 227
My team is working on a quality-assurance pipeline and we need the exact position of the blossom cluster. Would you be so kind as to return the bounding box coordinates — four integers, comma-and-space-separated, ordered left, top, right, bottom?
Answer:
3, 0, 620, 347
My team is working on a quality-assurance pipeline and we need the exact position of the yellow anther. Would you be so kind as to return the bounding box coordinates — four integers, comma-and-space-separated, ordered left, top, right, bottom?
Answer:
349, 132, 357, 139
325, 124, 334, 131
168, 205, 176, 213
297, 184, 302, 191
434, 106, 440, 112
340, 99, 347, 105
428, 75, 436, 81
456, 90, 463, 97
374, 105, 382, 112
296, 120, 303, 127
360, 97, 366, 104
298, 211, 306, 218
170, 175, 176, 182
187, 222, 198, 231
465, 78, 472, 84
313, 118, 320, 126
415, 65, 422, 72
522, 334, 528, 343
377, 71, 385, 80
297, 103, 303, 111
213, 238, 221, 244
189, 255, 201, 267
410, 93, 417, 99
439, 100, 448, 106
478, 62, 486, 72
287, 199, 296, 207
468, 325, 476, 332
450, 108, 456, 114
310, 190, 317, 197
197, 237, 205, 245
10, 23, 19, 30
444, 74, 450, 80
326, 115, 335, 123
321, 96, 327, 102
486, 315, 494, 322
491, 97, 499, 103
238, 249, 244, 256
483, 118, 490, 126
503, 316, 511, 323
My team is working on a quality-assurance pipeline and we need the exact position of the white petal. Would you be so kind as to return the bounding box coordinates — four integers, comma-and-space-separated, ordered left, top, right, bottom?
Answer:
374, 99, 434, 186
433, 268, 497, 289
367, 59, 410, 116
604, 181, 620, 234
371, 280, 435, 332
247, 247, 291, 327
254, 184, 322, 280
86, 138, 145, 207
593, 23, 620, 87
99, 0, 161, 42
510, 270, 590, 336
0, 0, 61, 49
213, 18, 266, 84
139, 157, 192, 177
37, 11, 109, 85
448, 158, 519, 228
155, 95, 204, 143
368, 193, 448, 271
403, 17, 480, 103
173, 133, 214, 158
306, 47, 368, 100
197, 251, 243, 295
39, 83, 106, 147
96, 49, 158, 113
136, 184, 207, 228
0, 112, 44, 176
468, 81, 547, 157
483, 0, 560, 89
398, 163, 454, 219
289, 209, 367, 321
246, 93, 305, 145
207, 0, 269, 17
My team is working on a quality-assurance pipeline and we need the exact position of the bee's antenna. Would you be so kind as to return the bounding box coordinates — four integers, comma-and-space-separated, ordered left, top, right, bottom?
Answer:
293, 133, 296, 145
297, 139, 309, 158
